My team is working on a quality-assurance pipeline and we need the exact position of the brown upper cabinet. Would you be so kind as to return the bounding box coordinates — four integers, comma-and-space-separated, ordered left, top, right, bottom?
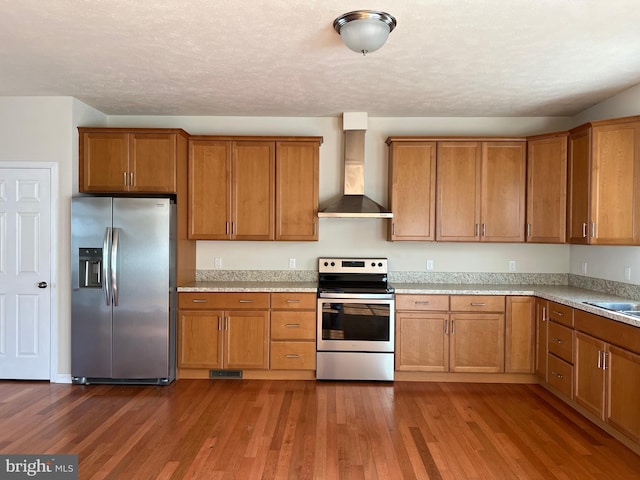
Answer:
188, 136, 321, 241
386, 140, 436, 241
275, 141, 320, 241
436, 140, 526, 242
79, 128, 188, 193
526, 132, 568, 243
568, 116, 640, 245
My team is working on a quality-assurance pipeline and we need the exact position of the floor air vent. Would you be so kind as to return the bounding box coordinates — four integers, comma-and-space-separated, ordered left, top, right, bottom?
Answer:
209, 370, 243, 379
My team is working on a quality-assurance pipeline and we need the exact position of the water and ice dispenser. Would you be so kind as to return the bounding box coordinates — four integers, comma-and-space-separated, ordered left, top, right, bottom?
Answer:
79, 248, 103, 288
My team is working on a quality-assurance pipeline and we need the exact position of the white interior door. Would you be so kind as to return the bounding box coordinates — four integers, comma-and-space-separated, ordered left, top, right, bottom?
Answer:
0, 167, 52, 380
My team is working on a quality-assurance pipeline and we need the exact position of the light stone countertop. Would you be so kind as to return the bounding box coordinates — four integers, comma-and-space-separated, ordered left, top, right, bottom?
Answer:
178, 281, 640, 328
178, 281, 318, 293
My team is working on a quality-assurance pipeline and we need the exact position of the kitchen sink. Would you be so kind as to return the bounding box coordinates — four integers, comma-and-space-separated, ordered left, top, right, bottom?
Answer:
583, 301, 640, 315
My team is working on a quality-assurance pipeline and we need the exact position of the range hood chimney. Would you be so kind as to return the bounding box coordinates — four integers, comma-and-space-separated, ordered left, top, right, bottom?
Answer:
318, 113, 393, 218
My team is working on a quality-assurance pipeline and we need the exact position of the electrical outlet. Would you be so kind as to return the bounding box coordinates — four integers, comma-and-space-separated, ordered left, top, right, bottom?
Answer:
625, 266, 631, 281
214, 257, 222, 269
426, 260, 434, 271
508, 260, 516, 272
581, 262, 588, 274
289, 258, 296, 269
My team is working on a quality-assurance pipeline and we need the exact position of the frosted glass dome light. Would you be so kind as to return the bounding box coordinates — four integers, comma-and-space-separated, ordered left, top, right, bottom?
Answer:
333, 10, 397, 55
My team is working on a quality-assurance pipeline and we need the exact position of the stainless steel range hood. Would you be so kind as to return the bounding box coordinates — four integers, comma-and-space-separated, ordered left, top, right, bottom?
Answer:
318, 122, 393, 218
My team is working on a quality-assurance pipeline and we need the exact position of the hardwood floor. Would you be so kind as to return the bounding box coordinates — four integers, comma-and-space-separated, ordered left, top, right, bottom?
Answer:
1, 380, 639, 479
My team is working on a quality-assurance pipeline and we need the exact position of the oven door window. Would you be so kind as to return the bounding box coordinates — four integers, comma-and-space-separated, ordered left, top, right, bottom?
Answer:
321, 302, 390, 341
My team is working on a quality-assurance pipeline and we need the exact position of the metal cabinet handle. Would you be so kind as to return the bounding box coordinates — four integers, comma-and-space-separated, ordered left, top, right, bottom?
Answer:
475, 224, 480, 236
313, 222, 317, 236
123, 172, 127, 186
392, 223, 396, 236
482, 223, 486, 236
286, 299, 301, 303
415, 301, 430, 305
218, 317, 222, 331
239, 299, 254, 303
582, 222, 587, 238
551, 310, 564, 317
285, 354, 300, 359
551, 371, 564, 379
451, 320, 455, 334
471, 302, 486, 307
129, 172, 134, 186
285, 323, 300, 328
192, 299, 208, 303
445, 319, 449, 335
597, 350, 602, 369
542, 306, 547, 322
526, 223, 531, 237
602, 351, 608, 370
591, 223, 596, 238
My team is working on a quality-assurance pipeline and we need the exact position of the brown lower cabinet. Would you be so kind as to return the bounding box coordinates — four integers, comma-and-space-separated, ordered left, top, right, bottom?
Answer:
574, 311, 640, 444
178, 292, 270, 370
395, 295, 507, 373
178, 292, 317, 375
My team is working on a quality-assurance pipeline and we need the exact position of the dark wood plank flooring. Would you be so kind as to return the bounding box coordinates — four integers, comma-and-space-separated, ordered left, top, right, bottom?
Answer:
1, 380, 639, 479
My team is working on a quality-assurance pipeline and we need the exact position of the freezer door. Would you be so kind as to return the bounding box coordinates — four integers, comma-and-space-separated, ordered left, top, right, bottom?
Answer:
112, 198, 172, 378
71, 197, 114, 378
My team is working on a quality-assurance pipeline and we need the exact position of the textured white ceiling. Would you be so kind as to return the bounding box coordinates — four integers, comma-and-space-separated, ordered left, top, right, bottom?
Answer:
1, 0, 639, 117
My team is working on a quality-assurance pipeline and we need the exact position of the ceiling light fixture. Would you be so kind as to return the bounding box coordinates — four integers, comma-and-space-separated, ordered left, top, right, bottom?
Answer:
333, 10, 397, 56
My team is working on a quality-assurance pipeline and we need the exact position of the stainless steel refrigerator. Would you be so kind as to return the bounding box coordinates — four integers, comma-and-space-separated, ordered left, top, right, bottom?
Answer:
71, 197, 176, 385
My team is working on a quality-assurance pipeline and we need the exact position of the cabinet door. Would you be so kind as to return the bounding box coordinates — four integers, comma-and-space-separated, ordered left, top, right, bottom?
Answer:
178, 311, 223, 369
80, 132, 129, 192
505, 296, 535, 373
275, 141, 319, 241
233, 141, 275, 240
395, 312, 449, 372
526, 135, 568, 243
590, 122, 640, 245
535, 298, 548, 382
436, 142, 482, 241
567, 127, 591, 244
388, 141, 436, 241
188, 140, 232, 239
450, 313, 505, 373
607, 345, 640, 442
224, 310, 270, 369
129, 133, 177, 193
481, 142, 526, 242
574, 332, 606, 420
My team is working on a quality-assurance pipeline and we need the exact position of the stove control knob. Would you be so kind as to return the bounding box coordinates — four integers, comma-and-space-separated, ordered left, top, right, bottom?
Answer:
378, 262, 383, 267
331, 262, 335, 266
323, 261, 329, 267
371, 262, 376, 267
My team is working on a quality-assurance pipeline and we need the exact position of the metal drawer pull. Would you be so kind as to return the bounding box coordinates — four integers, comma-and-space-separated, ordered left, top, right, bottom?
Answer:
552, 310, 564, 316
285, 354, 300, 359
470, 302, 486, 307
597, 351, 602, 369
551, 337, 564, 344
286, 299, 301, 303
239, 299, 254, 303
551, 371, 564, 379
415, 301, 430, 305
285, 323, 301, 328
192, 299, 208, 303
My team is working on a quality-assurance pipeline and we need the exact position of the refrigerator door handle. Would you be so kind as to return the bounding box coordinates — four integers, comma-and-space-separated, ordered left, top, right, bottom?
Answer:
111, 227, 120, 306
103, 227, 111, 306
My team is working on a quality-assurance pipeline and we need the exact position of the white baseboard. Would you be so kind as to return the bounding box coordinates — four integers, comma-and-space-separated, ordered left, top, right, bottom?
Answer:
52, 374, 72, 384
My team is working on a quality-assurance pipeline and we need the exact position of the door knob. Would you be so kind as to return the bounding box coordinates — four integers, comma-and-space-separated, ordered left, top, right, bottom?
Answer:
38, 281, 48, 288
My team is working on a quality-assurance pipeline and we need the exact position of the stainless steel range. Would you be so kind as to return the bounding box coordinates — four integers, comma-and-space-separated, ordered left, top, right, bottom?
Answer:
316, 257, 395, 381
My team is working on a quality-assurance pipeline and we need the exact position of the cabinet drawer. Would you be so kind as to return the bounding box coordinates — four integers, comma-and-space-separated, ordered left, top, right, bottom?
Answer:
548, 321, 574, 363
547, 353, 573, 398
271, 311, 316, 340
270, 342, 316, 370
271, 292, 316, 310
548, 301, 573, 327
178, 292, 270, 310
396, 294, 449, 311
450, 295, 505, 312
